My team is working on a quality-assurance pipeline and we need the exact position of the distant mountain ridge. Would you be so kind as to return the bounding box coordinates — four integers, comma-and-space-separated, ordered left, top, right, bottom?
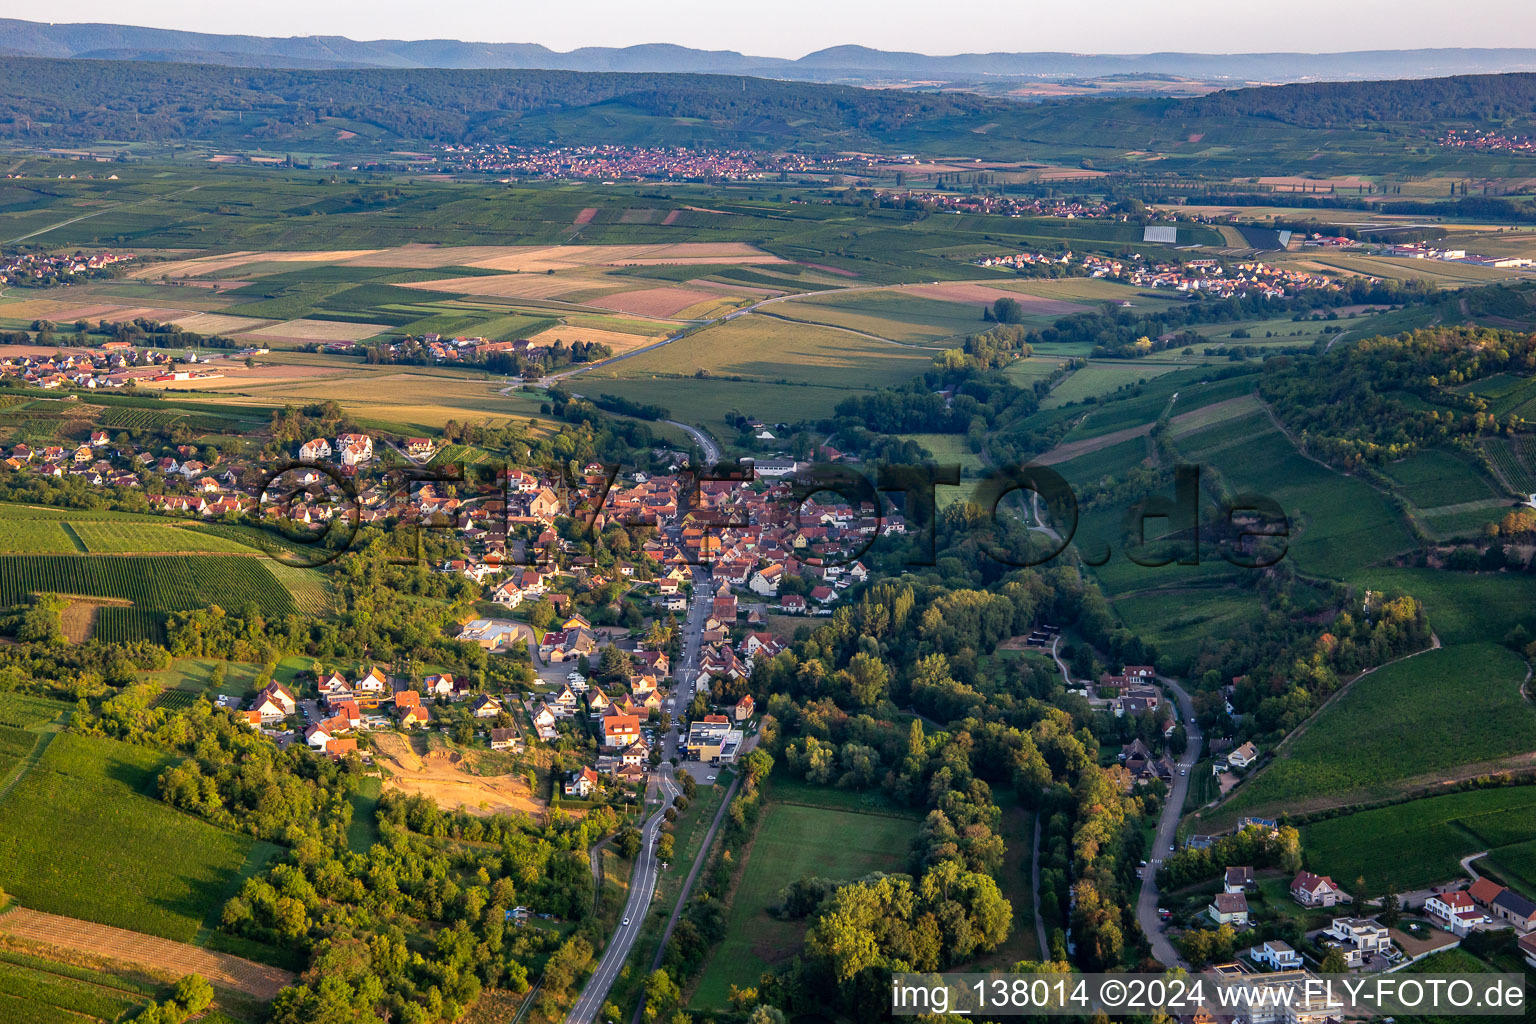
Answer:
4, 17, 1536, 83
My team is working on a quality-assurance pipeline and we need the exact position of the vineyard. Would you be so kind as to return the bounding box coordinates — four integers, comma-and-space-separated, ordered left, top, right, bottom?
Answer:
0, 555, 296, 618
0, 948, 159, 1024
68, 522, 257, 555
1483, 436, 1536, 493
91, 606, 165, 645
0, 693, 69, 729
148, 690, 199, 712
0, 733, 255, 943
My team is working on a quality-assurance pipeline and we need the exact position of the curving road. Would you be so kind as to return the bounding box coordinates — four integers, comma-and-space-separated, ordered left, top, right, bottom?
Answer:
665, 421, 720, 464
566, 771, 680, 1024
1135, 674, 1203, 968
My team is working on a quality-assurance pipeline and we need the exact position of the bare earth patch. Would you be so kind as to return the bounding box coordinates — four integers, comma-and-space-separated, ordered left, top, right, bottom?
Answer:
586, 286, 727, 318
372, 733, 553, 819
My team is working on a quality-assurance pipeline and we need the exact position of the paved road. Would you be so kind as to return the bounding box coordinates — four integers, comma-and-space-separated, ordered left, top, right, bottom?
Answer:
1135, 675, 1203, 968
630, 771, 744, 1024
566, 771, 680, 1024
665, 420, 720, 463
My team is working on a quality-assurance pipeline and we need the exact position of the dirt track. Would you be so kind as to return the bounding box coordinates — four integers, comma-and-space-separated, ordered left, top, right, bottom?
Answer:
0, 907, 294, 999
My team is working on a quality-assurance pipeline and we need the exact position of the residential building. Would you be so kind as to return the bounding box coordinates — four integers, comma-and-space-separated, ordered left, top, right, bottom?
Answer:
1209, 892, 1250, 926
1224, 866, 1255, 893
1519, 931, 1536, 968
1227, 742, 1260, 768
1249, 939, 1302, 970
1321, 917, 1392, 967
1292, 872, 1344, 907
1426, 890, 1488, 936
564, 766, 600, 798
490, 728, 519, 751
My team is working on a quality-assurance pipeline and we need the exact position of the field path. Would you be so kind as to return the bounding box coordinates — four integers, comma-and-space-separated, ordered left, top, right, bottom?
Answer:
1035, 394, 1259, 467
0, 907, 294, 999
1030, 816, 1049, 955
5, 186, 201, 245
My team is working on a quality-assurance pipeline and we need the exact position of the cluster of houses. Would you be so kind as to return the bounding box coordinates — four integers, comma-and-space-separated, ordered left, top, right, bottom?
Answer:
0, 345, 205, 390
241, 667, 512, 757
429, 143, 866, 182
974, 248, 1341, 301
0, 249, 134, 287
1207, 859, 1536, 975
1426, 876, 1536, 936
3, 436, 253, 516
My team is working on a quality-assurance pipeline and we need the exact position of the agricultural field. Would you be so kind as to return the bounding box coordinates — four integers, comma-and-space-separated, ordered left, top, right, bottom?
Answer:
1481, 436, 1536, 493
0, 732, 257, 942
0, 693, 69, 730
1041, 361, 1183, 408
0, 956, 153, 1024
690, 799, 917, 1009
1378, 449, 1503, 508
1301, 786, 1536, 893
0, 555, 297, 619
769, 289, 1000, 344
1209, 643, 1536, 822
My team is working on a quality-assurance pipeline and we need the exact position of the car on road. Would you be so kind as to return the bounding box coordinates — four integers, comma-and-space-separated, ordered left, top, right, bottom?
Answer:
1168, 845, 1175, 852
705, 774, 717, 781
622, 918, 630, 926
1179, 768, 1187, 776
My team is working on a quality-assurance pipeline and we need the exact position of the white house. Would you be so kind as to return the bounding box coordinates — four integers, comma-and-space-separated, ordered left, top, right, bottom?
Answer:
1227, 741, 1259, 768
1249, 939, 1302, 970
1209, 892, 1249, 925
1322, 917, 1392, 967
1426, 891, 1489, 936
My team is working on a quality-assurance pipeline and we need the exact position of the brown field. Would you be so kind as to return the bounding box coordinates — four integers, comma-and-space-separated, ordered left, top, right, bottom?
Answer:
169, 312, 274, 335
573, 207, 598, 225
900, 282, 1092, 313
586, 285, 732, 318
521, 324, 664, 354
245, 319, 389, 343
131, 250, 385, 280
0, 907, 295, 1000
372, 732, 552, 819
462, 242, 783, 273
400, 271, 621, 301
661, 210, 682, 226
618, 208, 658, 224
1257, 175, 1373, 190
59, 597, 131, 642
0, 298, 95, 321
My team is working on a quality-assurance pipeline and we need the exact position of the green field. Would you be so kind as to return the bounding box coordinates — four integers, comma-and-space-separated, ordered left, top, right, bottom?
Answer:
1302, 786, 1536, 892
591, 314, 934, 387
0, 955, 154, 1024
691, 800, 916, 1008
0, 732, 257, 942
771, 290, 1005, 344
1041, 361, 1183, 408
1380, 449, 1502, 508
0, 554, 296, 618
1214, 643, 1536, 819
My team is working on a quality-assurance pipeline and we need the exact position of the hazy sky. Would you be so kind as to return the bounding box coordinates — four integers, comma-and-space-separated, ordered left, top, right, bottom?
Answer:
15, 0, 1536, 56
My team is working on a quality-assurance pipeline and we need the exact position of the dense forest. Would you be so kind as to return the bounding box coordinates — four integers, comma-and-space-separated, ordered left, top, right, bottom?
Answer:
1183, 71, 1536, 127
0, 56, 1000, 147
